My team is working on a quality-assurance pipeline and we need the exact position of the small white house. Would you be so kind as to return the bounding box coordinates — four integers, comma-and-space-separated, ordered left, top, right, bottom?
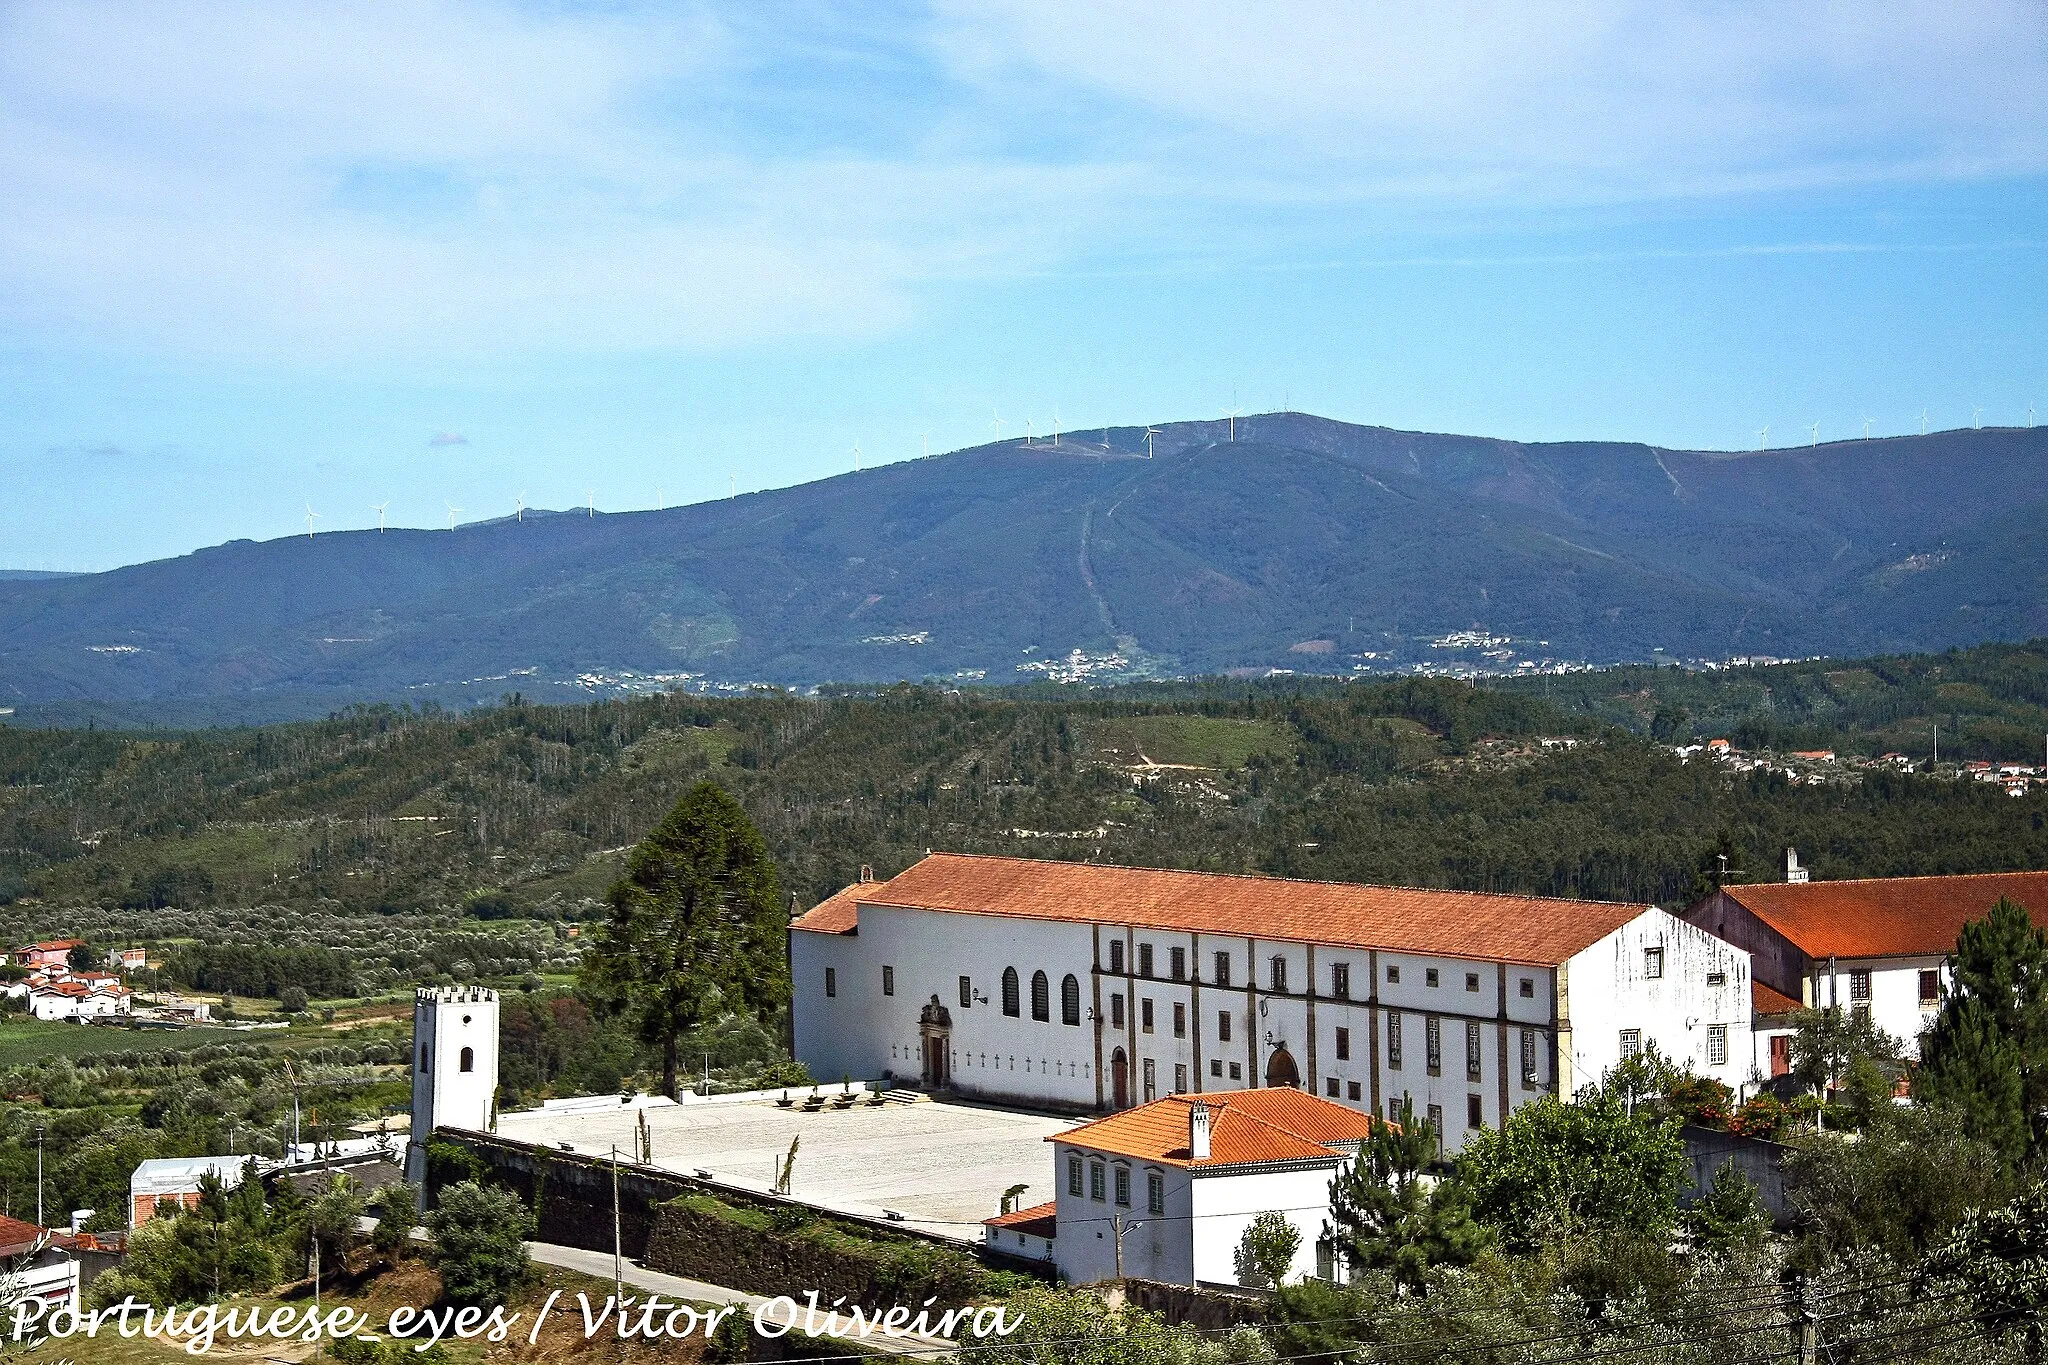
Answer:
1686, 865, 2048, 1078
986, 1087, 1379, 1288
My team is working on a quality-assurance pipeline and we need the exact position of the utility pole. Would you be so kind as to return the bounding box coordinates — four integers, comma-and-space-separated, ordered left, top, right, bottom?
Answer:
1793, 1275, 1818, 1365
611, 1145, 623, 1310
34, 1126, 43, 1229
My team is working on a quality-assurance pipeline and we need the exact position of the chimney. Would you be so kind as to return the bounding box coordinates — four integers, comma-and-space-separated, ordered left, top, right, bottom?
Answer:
859, 864, 874, 884
1189, 1102, 1212, 1161
1784, 848, 1809, 884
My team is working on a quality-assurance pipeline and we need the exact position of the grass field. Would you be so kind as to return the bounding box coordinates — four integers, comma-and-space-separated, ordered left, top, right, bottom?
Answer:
0, 1019, 328, 1066
1088, 715, 1295, 770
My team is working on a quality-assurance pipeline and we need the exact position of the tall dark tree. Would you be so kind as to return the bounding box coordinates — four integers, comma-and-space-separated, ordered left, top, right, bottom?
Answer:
1919, 897, 2048, 1170
580, 780, 786, 1099
1325, 1098, 1489, 1292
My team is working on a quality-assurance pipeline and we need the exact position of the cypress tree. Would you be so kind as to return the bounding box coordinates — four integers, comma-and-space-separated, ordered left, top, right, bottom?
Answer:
1919, 897, 2048, 1170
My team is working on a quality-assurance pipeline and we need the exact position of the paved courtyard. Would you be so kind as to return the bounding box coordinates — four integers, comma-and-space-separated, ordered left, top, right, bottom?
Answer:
496, 1095, 1080, 1243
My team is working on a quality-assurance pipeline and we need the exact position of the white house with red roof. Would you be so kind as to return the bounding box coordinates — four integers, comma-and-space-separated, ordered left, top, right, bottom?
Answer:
9, 965, 134, 1022
984, 1087, 1379, 1287
790, 854, 1754, 1151
1685, 862, 2048, 1069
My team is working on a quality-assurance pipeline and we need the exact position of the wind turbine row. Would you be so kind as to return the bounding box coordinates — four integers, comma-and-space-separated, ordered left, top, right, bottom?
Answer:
1753, 402, 2037, 449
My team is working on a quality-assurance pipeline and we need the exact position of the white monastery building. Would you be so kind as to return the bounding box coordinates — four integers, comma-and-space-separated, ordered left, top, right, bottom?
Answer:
985, 1087, 1380, 1287
790, 854, 1753, 1152
404, 985, 499, 1186
1685, 866, 2048, 1079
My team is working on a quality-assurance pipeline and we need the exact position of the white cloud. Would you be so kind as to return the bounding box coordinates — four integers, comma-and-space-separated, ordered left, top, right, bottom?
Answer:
0, 0, 2042, 373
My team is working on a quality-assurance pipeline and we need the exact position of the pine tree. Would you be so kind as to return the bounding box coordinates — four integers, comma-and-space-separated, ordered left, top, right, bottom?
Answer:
580, 780, 786, 1099
1325, 1098, 1489, 1292
1920, 896, 2048, 1169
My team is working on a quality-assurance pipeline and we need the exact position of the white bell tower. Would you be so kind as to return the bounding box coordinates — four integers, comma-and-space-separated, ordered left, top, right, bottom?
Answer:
405, 985, 500, 1186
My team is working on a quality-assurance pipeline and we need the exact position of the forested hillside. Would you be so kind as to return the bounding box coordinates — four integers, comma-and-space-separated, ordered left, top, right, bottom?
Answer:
7, 641, 2048, 942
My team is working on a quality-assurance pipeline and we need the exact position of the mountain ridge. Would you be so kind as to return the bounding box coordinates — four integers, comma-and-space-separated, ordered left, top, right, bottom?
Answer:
4, 412, 2046, 719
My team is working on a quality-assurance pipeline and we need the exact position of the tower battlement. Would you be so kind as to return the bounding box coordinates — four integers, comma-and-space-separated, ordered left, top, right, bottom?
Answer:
415, 985, 498, 1004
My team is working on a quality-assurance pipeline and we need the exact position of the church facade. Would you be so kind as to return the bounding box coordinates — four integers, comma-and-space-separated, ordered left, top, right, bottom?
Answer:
790, 854, 1753, 1154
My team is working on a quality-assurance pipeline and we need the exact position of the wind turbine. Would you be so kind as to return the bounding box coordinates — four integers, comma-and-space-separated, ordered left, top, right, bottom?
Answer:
445, 504, 462, 531
1024, 416, 1034, 445
729, 473, 736, 500
590, 491, 599, 518
1809, 422, 1820, 447
1861, 415, 1874, 440
514, 492, 525, 523
304, 505, 320, 540
1051, 411, 1061, 447
372, 502, 389, 532
1920, 408, 1929, 436
1757, 426, 1769, 451
852, 443, 862, 472
1973, 404, 1984, 430
2030, 404, 2037, 430
920, 432, 930, 459
1222, 406, 1245, 442
1144, 427, 1160, 458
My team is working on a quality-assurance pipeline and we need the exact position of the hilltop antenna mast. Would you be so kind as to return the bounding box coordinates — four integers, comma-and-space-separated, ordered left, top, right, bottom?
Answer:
372, 502, 389, 532
304, 505, 320, 540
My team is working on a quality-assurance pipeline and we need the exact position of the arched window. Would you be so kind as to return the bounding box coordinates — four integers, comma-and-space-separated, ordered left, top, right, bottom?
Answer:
1061, 974, 1082, 1026
459, 1046, 475, 1073
1031, 970, 1051, 1022
1001, 967, 1021, 1017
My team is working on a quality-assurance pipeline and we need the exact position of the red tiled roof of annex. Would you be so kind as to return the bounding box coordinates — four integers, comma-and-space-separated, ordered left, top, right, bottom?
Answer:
794, 853, 1651, 967
1054, 1088, 1379, 1170
983, 1201, 1057, 1237
1722, 871, 2048, 960
1752, 980, 1802, 1018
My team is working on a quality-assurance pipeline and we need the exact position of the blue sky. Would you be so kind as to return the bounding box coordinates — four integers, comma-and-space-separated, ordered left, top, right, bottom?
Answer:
3, 1, 2046, 570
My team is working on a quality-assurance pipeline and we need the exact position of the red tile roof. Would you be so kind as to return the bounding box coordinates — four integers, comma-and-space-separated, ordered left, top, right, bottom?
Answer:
789, 877, 898, 935
983, 1200, 1057, 1237
1722, 872, 2048, 960
1752, 980, 1802, 1017
832, 853, 1649, 967
0, 1214, 57, 1258
1054, 1088, 1379, 1170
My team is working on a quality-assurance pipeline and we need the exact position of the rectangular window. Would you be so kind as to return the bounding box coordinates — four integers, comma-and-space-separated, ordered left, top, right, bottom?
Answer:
1229, 1061, 1242, 1080
1426, 968, 1440, 988
1213, 951, 1232, 987
1467, 1094, 1484, 1129
882, 965, 894, 997
1114, 1166, 1130, 1207
1849, 970, 1872, 1002
1708, 1024, 1729, 1067
825, 967, 836, 998
1347, 1080, 1362, 1102
1111, 993, 1125, 1029
959, 975, 972, 1009
1109, 941, 1125, 974
1210, 1058, 1223, 1077
1174, 1063, 1187, 1093
1335, 1026, 1350, 1060
1141, 998, 1154, 1033
1270, 957, 1288, 992
1143, 1058, 1157, 1102
1090, 1161, 1106, 1202
1706, 971, 1727, 987
1520, 1029, 1537, 1087
1388, 1013, 1404, 1069
1465, 1021, 1482, 1081
1331, 962, 1351, 999
1387, 965, 1401, 984
1519, 978, 1535, 999
1218, 1009, 1233, 1043
1644, 948, 1664, 979
1919, 969, 1940, 1005
1427, 1104, 1445, 1156
1147, 1172, 1164, 1215
1620, 1028, 1642, 1059
1173, 1002, 1186, 1038
1169, 947, 1186, 981
1068, 1155, 1083, 1196
1326, 1076, 1339, 1097
1426, 1016, 1443, 1075
1139, 943, 1155, 978
1465, 972, 1480, 993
